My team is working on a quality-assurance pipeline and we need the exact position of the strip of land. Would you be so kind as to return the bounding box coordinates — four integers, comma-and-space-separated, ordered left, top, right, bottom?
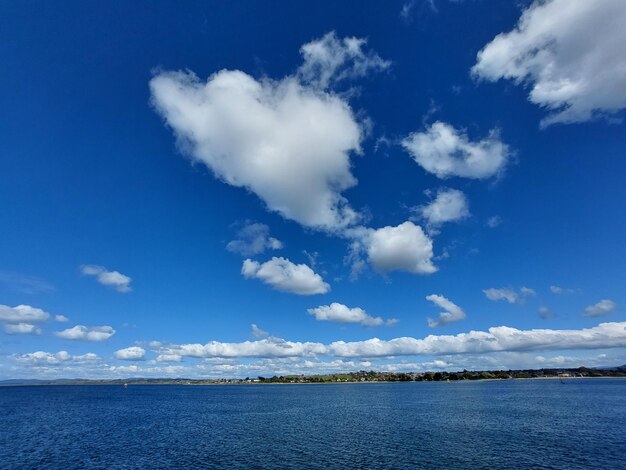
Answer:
1, 365, 625, 386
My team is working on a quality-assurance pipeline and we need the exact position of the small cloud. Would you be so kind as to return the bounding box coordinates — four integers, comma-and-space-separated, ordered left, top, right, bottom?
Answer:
550, 285, 575, 295
81, 265, 132, 293
13, 351, 100, 366
156, 354, 182, 363
402, 122, 510, 180
226, 222, 283, 257
426, 294, 465, 327
114, 346, 146, 361
483, 287, 535, 304
486, 216, 502, 228
242, 257, 330, 295
4, 323, 42, 335
297, 31, 390, 90
308, 302, 397, 327
55, 314, 69, 322
0, 304, 49, 334
538, 306, 553, 319
415, 188, 470, 229
55, 325, 116, 341
400, 0, 416, 19
109, 365, 140, 374
347, 221, 437, 276
400, 0, 437, 22
251, 324, 270, 339
302, 250, 319, 269
584, 299, 617, 317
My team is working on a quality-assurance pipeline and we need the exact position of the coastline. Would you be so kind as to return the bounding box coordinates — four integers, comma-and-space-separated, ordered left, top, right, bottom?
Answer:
2, 375, 625, 387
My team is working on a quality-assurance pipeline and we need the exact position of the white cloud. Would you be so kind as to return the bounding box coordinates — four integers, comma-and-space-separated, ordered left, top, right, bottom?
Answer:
418, 188, 470, 226
55, 314, 69, 322
484, 288, 517, 304
0, 304, 50, 324
251, 324, 270, 339
55, 325, 116, 342
14, 351, 100, 366
402, 121, 510, 179
472, 0, 626, 127
426, 294, 466, 327
486, 216, 502, 228
0, 305, 47, 335
81, 265, 132, 293
150, 36, 371, 231
484, 287, 535, 304
156, 354, 182, 363
4, 323, 41, 335
584, 299, 617, 317
114, 346, 146, 361
351, 221, 437, 275
226, 222, 283, 256
242, 257, 330, 295
154, 321, 626, 359
109, 365, 140, 374
297, 31, 390, 90
14, 351, 68, 365
308, 302, 397, 327
550, 285, 575, 295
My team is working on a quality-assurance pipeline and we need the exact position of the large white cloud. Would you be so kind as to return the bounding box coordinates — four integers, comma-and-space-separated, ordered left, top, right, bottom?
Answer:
297, 31, 390, 89
0, 304, 50, 334
153, 321, 626, 359
81, 265, 132, 293
0, 304, 50, 324
4, 323, 41, 335
226, 222, 283, 256
584, 299, 617, 317
14, 351, 100, 366
354, 222, 437, 275
472, 0, 626, 127
402, 121, 510, 179
426, 294, 466, 327
308, 303, 397, 327
150, 47, 374, 230
55, 325, 116, 342
156, 354, 183, 363
114, 346, 146, 361
242, 257, 330, 295
418, 188, 470, 227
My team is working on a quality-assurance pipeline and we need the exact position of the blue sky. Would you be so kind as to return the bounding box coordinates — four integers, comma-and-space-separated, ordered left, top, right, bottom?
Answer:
1, 0, 625, 378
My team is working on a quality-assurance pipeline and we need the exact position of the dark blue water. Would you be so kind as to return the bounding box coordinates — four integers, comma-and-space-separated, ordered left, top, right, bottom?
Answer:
1, 379, 624, 469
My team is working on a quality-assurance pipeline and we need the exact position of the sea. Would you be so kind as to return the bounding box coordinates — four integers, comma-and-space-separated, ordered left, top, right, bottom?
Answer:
1, 379, 624, 469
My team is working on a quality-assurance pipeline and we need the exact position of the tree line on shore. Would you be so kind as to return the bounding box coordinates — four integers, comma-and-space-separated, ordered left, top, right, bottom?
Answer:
254, 366, 626, 384
2, 365, 624, 386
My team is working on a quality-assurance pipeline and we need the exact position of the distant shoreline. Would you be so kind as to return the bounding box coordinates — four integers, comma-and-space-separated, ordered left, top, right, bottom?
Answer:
2, 367, 625, 387
2, 377, 626, 387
